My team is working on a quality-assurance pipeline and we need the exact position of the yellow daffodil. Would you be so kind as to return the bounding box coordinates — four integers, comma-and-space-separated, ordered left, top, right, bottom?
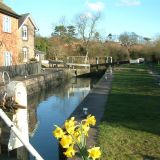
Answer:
85, 115, 96, 126
65, 117, 76, 134
82, 124, 90, 136
63, 145, 76, 158
73, 130, 80, 143
88, 147, 101, 160
53, 126, 65, 139
60, 135, 73, 148
53, 115, 101, 160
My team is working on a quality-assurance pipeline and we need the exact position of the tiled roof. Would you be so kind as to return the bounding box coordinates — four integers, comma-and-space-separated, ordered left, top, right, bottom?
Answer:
0, 2, 20, 18
19, 13, 30, 28
18, 13, 38, 31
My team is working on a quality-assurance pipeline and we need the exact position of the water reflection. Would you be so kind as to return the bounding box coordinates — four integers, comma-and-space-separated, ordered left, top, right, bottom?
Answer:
28, 78, 96, 160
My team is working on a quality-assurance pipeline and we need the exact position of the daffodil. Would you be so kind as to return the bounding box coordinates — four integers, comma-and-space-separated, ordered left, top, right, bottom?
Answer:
63, 145, 76, 158
85, 115, 96, 126
88, 147, 101, 160
53, 126, 65, 139
53, 115, 101, 160
73, 130, 80, 143
65, 117, 76, 134
60, 135, 73, 148
82, 124, 90, 136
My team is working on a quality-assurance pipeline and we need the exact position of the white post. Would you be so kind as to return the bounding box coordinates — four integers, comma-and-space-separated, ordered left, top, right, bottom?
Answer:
106, 57, 109, 63
110, 57, 113, 63
0, 109, 43, 160
1, 81, 44, 160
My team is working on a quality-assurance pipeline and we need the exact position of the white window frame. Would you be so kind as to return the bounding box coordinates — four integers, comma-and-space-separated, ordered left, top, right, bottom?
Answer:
4, 51, 12, 66
3, 16, 11, 33
22, 25, 28, 40
23, 47, 28, 63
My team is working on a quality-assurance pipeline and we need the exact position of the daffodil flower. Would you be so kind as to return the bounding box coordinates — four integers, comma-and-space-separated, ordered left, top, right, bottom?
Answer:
88, 147, 101, 160
60, 135, 73, 148
53, 126, 65, 139
53, 115, 101, 160
85, 114, 96, 126
63, 145, 76, 158
65, 117, 76, 134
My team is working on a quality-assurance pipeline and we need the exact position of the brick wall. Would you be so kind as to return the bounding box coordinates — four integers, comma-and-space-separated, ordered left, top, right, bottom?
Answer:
0, 13, 19, 66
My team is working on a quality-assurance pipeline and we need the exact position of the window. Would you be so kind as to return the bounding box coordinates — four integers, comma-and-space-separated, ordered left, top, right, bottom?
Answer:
23, 47, 28, 62
4, 52, 12, 66
22, 25, 28, 40
3, 16, 11, 33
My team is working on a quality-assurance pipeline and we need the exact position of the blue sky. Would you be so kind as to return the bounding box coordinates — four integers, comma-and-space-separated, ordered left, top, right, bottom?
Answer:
4, 0, 160, 38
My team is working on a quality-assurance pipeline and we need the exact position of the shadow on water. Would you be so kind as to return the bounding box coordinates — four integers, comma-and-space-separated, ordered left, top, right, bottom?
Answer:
28, 77, 99, 160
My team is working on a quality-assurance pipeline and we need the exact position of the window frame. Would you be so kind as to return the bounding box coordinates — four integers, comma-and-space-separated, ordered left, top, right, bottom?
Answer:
4, 51, 12, 66
22, 47, 28, 63
3, 15, 11, 33
22, 25, 28, 41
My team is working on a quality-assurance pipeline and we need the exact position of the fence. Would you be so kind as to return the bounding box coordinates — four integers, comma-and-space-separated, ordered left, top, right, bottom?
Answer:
0, 62, 41, 78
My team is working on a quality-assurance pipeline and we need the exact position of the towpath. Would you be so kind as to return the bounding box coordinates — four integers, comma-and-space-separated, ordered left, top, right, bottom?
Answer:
68, 70, 113, 159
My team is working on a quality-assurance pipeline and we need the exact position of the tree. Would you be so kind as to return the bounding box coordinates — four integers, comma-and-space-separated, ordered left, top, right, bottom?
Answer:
76, 12, 101, 63
35, 35, 49, 53
67, 25, 76, 38
66, 25, 77, 44
108, 33, 112, 41
52, 25, 67, 38
94, 32, 100, 41
143, 37, 151, 42
119, 32, 138, 46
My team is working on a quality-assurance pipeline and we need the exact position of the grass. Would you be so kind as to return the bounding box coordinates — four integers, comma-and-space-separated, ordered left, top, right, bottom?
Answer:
98, 64, 160, 160
154, 64, 160, 74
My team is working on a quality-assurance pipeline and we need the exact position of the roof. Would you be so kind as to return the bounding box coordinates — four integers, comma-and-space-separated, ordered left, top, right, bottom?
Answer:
19, 13, 38, 31
0, 2, 20, 18
19, 13, 30, 27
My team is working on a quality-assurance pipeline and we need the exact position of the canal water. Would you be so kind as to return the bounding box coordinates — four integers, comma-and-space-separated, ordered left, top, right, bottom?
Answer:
28, 77, 99, 160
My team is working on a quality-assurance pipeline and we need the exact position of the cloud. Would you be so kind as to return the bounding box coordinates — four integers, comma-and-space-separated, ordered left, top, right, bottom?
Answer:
87, 1, 105, 11
117, 0, 141, 7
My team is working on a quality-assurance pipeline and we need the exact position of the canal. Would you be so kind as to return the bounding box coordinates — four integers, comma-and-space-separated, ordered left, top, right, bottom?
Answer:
28, 77, 99, 160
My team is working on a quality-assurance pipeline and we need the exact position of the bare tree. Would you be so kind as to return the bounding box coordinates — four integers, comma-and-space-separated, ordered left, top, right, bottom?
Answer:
76, 12, 101, 63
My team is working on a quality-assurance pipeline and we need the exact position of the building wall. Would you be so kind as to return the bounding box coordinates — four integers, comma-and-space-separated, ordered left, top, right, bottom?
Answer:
0, 13, 18, 66
18, 18, 35, 63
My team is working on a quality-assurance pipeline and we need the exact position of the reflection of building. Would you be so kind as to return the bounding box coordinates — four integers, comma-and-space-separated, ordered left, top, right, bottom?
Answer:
67, 78, 91, 98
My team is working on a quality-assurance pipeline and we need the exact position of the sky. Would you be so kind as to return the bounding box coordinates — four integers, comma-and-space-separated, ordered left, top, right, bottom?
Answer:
4, 0, 160, 38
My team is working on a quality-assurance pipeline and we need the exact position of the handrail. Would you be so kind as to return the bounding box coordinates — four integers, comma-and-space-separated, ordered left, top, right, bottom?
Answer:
0, 108, 44, 160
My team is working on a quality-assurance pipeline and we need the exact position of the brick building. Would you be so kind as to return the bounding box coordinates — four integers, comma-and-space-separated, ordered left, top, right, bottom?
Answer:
0, 0, 38, 66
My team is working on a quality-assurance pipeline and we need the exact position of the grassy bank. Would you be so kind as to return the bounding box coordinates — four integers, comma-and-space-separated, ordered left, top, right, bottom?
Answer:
154, 64, 160, 73
98, 64, 160, 160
